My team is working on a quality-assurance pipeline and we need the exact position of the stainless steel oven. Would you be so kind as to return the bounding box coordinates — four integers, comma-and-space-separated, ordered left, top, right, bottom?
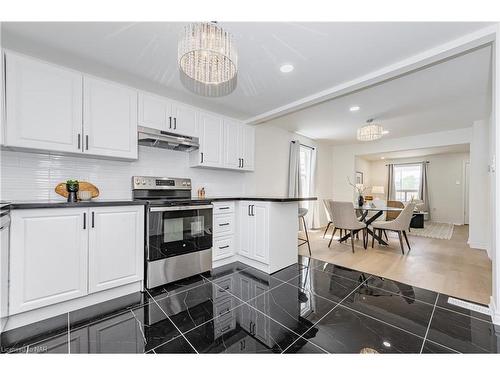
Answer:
132, 176, 213, 289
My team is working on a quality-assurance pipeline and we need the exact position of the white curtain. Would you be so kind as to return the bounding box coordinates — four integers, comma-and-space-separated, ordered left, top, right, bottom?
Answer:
387, 164, 396, 200
308, 148, 320, 229
288, 140, 301, 198
420, 162, 431, 220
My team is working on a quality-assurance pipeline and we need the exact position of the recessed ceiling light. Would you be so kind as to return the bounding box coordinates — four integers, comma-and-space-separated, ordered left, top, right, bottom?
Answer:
280, 64, 294, 73
349, 106, 360, 112
382, 130, 390, 134
383, 341, 391, 348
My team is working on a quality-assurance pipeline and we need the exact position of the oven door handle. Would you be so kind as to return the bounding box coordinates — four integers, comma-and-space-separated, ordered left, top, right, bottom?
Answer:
150, 205, 213, 212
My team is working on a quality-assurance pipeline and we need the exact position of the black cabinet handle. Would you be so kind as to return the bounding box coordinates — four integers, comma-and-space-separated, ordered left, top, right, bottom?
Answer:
219, 307, 230, 315
250, 205, 255, 216
85, 135, 89, 150
200, 152, 204, 164
169, 116, 172, 129
219, 207, 230, 210
242, 158, 244, 168
221, 325, 230, 333
174, 117, 177, 130
91, 211, 95, 228
83, 212, 86, 229
219, 223, 229, 226
219, 245, 230, 249
248, 205, 251, 216
78, 134, 81, 149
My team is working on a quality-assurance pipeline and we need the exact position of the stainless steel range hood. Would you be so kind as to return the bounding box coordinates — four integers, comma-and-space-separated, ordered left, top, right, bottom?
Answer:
138, 126, 199, 152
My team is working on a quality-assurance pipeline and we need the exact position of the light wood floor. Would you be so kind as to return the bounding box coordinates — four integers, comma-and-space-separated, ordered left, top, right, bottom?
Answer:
298, 224, 492, 305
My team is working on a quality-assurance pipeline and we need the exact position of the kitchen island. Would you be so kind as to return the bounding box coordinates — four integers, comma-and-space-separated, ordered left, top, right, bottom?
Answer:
210, 197, 317, 274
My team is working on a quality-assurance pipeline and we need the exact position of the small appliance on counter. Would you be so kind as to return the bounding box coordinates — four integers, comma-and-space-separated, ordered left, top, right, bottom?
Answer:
132, 176, 213, 289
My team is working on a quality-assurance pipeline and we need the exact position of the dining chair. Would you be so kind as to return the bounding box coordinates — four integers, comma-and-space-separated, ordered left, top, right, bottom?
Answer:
330, 201, 367, 253
371, 203, 415, 254
322, 199, 334, 238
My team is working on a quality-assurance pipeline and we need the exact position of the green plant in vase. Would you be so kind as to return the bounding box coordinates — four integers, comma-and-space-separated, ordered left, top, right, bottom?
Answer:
66, 179, 79, 202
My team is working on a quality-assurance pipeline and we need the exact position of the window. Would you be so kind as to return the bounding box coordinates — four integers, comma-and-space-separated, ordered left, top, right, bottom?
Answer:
394, 163, 421, 202
299, 145, 313, 198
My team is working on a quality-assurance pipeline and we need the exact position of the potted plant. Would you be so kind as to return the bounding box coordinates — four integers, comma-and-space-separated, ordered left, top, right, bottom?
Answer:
348, 177, 368, 207
66, 179, 79, 202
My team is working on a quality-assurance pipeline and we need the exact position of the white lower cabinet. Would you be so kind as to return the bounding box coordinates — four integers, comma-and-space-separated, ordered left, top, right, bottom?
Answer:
238, 201, 269, 264
9, 205, 144, 315
9, 208, 89, 315
88, 206, 144, 293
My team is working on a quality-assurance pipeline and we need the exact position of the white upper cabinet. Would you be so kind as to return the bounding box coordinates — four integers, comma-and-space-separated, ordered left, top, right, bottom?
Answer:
195, 111, 224, 167
223, 119, 242, 169
138, 92, 168, 131
4, 52, 83, 153
171, 102, 197, 137
83, 76, 138, 159
241, 125, 255, 171
138, 91, 197, 137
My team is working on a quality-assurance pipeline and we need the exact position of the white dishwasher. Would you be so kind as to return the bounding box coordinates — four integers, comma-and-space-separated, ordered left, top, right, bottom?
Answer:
0, 203, 10, 333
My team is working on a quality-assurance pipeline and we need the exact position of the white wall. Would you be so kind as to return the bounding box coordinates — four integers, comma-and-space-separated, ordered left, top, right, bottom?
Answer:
332, 127, 474, 202
366, 153, 470, 225
354, 157, 371, 187
0, 146, 250, 202
469, 119, 491, 253
247, 125, 333, 228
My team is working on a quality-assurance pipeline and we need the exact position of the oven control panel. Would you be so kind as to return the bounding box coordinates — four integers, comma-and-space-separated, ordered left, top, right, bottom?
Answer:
132, 176, 191, 190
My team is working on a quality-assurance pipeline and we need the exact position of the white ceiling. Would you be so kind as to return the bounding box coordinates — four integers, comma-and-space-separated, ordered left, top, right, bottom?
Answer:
266, 45, 492, 144
1, 22, 493, 120
360, 144, 470, 161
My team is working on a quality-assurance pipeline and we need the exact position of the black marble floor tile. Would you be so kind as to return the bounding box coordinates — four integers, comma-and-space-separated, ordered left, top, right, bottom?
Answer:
183, 305, 300, 353
207, 262, 252, 278
246, 281, 337, 337
69, 292, 145, 330
297, 255, 328, 270
421, 340, 459, 353
152, 336, 196, 353
427, 307, 500, 353
271, 263, 305, 283
435, 294, 491, 322
339, 283, 435, 337
296, 267, 366, 304
148, 274, 212, 300
314, 262, 373, 283
69, 302, 180, 353
304, 305, 424, 353
152, 282, 244, 334
363, 277, 438, 305
282, 338, 328, 353
1, 312, 68, 353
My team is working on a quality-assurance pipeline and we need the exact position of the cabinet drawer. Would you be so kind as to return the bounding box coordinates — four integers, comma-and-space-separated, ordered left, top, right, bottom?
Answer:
213, 214, 234, 237
214, 276, 233, 298
215, 298, 234, 318
212, 202, 235, 215
213, 236, 234, 260
214, 314, 236, 339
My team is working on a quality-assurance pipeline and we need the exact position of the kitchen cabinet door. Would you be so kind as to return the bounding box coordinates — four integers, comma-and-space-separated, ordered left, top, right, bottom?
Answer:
4, 52, 83, 153
223, 120, 242, 169
9, 208, 88, 314
252, 203, 270, 264
171, 102, 197, 137
83, 76, 138, 159
238, 202, 252, 258
88, 206, 144, 293
241, 124, 255, 171
138, 92, 168, 131
197, 112, 224, 167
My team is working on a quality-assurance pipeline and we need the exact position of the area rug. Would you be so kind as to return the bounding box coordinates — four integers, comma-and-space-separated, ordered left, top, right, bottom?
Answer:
408, 222, 454, 240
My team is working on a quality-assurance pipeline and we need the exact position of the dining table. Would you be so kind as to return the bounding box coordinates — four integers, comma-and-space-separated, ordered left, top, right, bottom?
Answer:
338, 204, 403, 246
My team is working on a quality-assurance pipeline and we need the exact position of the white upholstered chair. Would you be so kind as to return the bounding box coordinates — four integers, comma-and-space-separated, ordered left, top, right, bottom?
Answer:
371, 203, 415, 254
330, 201, 367, 253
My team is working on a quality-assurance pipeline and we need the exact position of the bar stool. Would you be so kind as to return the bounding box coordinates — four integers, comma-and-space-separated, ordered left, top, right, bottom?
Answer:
298, 208, 312, 256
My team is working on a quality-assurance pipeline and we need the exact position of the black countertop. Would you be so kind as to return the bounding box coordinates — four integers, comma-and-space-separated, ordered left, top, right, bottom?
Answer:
8, 197, 317, 209
8, 200, 147, 210
206, 197, 317, 202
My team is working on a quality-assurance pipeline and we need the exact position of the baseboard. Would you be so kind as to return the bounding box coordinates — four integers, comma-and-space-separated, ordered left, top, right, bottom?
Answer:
490, 296, 500, 325
467, 240, 488, 250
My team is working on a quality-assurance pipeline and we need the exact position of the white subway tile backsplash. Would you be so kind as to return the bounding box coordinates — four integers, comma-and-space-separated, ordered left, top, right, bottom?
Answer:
1, 146, 250, 201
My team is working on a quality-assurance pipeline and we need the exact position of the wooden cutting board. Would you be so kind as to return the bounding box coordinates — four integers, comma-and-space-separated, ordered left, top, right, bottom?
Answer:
55, 181, 100, 199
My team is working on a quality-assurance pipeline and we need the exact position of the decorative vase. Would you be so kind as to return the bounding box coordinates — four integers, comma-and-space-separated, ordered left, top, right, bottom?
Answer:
358, 195, 364, 207
66, 183, 79, 203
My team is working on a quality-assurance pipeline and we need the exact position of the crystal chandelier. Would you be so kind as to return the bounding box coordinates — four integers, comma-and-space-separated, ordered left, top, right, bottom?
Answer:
356, 119, 384, 141
178, 22, 238, 97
